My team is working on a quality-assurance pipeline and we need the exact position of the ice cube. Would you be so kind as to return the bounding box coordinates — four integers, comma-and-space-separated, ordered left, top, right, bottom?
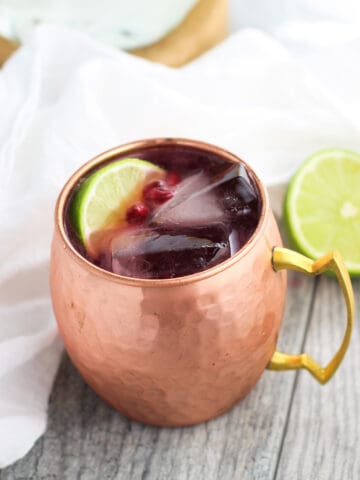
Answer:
110, 226, 230, 279
217, 173, 260, 227
151, 172, 229, 233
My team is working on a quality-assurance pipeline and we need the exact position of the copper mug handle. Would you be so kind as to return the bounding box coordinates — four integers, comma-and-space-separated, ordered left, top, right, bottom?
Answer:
267, 247, 355, 384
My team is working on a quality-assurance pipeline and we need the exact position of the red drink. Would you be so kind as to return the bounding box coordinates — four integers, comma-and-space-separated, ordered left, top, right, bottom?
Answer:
65, 145, 261, 278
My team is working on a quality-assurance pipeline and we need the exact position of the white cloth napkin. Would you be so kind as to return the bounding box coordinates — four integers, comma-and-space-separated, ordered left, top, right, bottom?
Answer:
1, 15, 360, 467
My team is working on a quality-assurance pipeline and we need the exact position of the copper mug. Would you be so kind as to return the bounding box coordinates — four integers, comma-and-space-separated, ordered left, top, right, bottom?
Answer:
50, 138, 354, 426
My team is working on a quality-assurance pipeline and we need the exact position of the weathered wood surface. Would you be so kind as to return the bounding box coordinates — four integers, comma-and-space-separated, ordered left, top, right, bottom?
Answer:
276, 277, 360, 480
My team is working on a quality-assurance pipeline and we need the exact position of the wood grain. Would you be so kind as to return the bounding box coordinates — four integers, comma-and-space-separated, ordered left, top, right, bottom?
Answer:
275, 278, 360, 480
0, 272, 315, 480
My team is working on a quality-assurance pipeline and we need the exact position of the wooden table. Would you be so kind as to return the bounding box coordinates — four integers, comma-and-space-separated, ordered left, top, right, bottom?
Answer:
1, 269, 358, 480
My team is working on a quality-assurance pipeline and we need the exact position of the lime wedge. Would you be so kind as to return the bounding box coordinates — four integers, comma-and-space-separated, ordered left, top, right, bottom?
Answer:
283, 148, 360, 277
71, 158, 165, 246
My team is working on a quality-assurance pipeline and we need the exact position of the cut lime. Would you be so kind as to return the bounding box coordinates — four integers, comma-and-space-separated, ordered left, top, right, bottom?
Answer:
71, 158, 165, 247
283, 148, 360, 277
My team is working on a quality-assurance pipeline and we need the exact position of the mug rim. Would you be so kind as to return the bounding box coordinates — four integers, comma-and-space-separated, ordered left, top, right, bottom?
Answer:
55, 137, 269, 287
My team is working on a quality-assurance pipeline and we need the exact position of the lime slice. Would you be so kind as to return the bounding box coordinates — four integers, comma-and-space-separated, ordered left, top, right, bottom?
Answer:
283, 148, 360, 277
71, 158, 165, 246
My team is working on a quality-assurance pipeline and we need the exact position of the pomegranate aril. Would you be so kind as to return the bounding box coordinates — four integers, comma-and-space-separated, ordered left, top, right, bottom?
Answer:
143, 180, 165, 197
126, 203, 150, 224
166, 172, 181, 186
143, 180, 173, 206
148, 187, 173, 204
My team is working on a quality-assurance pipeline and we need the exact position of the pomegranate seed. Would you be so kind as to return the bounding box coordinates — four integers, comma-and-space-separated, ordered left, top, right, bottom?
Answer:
143, 180, 173, 206
166, 172, 181, 186
126, 203, 150, 224
143, 180, 164, 198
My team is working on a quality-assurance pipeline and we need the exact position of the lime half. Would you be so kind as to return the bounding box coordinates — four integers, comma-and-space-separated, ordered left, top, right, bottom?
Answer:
71, 158, 165, 247
284, 148, 360, 277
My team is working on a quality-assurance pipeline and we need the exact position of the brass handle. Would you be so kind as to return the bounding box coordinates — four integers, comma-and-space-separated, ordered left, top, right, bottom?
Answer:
267, 247, 354, 384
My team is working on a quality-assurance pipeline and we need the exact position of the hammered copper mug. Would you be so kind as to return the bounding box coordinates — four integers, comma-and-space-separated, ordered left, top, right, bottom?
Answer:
50, 138, 354, 426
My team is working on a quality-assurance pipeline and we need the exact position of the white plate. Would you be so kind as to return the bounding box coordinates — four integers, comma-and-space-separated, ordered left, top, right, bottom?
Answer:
0, 0, 198, 49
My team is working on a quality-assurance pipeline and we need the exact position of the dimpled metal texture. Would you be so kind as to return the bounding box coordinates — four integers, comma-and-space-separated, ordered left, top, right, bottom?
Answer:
50, 139, 287, 426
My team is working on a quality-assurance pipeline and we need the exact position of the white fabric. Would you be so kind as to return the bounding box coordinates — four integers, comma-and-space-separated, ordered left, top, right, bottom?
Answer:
1, 5, 360, 467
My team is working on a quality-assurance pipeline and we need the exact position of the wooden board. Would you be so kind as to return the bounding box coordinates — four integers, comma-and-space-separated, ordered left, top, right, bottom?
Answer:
0, 36, 18, 66
132, 0, 228, 67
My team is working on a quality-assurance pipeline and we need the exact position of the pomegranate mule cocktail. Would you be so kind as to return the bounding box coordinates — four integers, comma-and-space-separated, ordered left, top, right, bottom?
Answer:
66, 145, 261, 278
